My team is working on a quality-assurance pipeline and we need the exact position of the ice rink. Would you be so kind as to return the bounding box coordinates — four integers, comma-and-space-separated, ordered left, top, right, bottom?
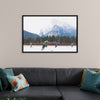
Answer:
23, 45, 77, 52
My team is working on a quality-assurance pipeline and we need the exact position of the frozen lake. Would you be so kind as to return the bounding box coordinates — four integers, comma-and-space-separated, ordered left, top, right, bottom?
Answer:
23, 45, 77, 52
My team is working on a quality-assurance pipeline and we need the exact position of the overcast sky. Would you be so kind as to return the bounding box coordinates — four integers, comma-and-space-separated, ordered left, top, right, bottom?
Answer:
23, 16, 76, 35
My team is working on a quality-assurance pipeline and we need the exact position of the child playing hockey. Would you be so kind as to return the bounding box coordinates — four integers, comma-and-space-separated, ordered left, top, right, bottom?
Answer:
41, 40, 48, 50
71, 42, 73, 47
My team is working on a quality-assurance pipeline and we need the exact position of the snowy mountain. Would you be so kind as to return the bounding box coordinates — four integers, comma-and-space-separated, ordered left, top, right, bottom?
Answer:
24, 24, 76, 39
23, 30, 40, 39
39, 31, 45, 37
40, 25, 76, 37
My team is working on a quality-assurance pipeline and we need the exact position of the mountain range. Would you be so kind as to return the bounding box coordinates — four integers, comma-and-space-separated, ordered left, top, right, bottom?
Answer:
23, 30, 40, 39
24, 24, 76, 39
42, 25, 76, 37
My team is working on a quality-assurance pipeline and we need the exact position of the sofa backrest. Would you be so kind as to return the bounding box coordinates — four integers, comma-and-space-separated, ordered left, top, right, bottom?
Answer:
56, 68, 83, 85
13, 68, 56, 86
12, 67, 98, 86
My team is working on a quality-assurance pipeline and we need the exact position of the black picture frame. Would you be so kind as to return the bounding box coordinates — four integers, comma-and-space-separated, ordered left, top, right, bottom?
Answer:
22, 15, 78, 53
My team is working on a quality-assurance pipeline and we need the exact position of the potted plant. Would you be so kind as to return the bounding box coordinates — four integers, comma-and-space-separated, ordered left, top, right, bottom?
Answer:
0, 90, 26, 100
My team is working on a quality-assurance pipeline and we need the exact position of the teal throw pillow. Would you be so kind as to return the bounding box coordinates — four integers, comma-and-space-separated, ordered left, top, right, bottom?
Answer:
3, 68, 14, 76
0, 68, 10, 90
80, 68, 100, 93
0, 79, 3, 91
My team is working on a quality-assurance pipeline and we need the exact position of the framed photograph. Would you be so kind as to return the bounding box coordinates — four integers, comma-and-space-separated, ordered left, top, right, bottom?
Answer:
22, 15, 78, 53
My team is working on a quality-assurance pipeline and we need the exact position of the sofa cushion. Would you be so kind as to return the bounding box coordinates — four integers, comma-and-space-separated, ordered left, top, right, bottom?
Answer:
0, 86, 62, 100
56, 68, 83, 85
58, 86, 100, 100
13, 68, 56, 86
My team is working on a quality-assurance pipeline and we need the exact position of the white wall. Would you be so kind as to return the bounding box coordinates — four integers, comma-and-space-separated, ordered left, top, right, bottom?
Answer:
0, 0, 100, 68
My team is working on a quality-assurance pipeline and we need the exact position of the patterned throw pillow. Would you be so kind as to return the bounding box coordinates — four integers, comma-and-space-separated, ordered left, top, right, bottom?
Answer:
7, 74, 29, 92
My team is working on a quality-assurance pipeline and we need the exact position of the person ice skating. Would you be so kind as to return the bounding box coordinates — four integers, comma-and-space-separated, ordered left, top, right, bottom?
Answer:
71, 42, 73, 47
55, 42, 58, 48
30, 42, 32, 47
42, 40, 48, 50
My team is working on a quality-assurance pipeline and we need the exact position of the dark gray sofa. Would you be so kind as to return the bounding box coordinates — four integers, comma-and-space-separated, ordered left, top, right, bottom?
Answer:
0, 68, 100, 100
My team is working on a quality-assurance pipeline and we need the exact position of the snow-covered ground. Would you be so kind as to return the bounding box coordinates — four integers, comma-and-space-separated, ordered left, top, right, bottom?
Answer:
23, 45, 77, 52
